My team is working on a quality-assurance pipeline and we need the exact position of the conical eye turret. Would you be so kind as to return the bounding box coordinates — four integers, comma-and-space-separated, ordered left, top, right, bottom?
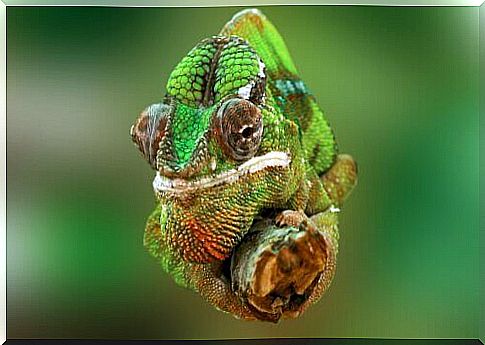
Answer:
131, 102, 171, 169
216, 98, 263, 161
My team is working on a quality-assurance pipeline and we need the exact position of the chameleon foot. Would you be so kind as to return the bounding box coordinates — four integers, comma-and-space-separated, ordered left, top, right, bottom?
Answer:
231, 219, 331, 322
275, 210, 311, 229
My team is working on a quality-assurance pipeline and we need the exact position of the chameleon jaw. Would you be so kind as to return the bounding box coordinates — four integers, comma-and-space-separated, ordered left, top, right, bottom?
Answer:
152, 151, 290, 194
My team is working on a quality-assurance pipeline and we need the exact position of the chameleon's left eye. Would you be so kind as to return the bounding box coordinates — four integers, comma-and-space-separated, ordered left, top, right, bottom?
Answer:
217, 98, 263, 161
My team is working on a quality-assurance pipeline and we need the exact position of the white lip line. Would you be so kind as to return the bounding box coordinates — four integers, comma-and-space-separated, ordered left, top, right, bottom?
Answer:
153, 151, 290, 193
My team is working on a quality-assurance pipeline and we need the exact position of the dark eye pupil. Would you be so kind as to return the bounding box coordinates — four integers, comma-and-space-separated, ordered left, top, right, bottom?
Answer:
241, 126, 253, 139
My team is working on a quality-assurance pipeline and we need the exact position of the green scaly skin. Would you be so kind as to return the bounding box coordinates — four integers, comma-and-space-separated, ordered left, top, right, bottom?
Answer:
131, 9, 357, 321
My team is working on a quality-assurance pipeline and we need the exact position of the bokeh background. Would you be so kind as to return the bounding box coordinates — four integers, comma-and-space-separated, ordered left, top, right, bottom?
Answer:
7, 5, 479, 339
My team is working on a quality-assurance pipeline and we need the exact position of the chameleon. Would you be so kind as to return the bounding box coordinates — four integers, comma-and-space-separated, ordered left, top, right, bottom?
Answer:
130, 8, 357, 322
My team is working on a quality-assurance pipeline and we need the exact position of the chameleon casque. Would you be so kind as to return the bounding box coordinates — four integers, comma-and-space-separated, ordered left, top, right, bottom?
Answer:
131, 9, 357, 322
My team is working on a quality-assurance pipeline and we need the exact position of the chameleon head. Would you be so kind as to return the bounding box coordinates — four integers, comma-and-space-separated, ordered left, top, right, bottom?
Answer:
131, 35, 305, 263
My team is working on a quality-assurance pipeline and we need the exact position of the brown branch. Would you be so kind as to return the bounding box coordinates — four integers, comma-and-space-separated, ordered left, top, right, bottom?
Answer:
230, 220, 329, 322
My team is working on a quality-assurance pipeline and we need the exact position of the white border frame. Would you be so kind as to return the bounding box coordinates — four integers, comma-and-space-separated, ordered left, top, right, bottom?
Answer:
1, 1, 6, 344
0, 2, 482, 344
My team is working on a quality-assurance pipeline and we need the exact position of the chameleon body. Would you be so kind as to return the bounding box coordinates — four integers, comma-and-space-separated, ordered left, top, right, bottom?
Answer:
131, 9, 357, 321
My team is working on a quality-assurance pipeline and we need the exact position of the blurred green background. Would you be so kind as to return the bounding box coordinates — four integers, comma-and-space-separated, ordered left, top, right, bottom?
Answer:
6, 5, 479, 339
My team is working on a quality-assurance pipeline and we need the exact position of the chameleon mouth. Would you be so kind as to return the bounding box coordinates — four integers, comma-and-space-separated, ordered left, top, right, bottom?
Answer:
152, 151, 290, 194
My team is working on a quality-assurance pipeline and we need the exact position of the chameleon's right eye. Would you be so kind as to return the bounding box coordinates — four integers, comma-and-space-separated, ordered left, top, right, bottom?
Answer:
216, 98, 263, 161
131, 102, 171, 169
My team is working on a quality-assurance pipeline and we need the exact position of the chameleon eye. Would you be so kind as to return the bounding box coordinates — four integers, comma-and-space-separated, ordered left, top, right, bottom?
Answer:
131, 102, 171, 169
217, 98, 263, 161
